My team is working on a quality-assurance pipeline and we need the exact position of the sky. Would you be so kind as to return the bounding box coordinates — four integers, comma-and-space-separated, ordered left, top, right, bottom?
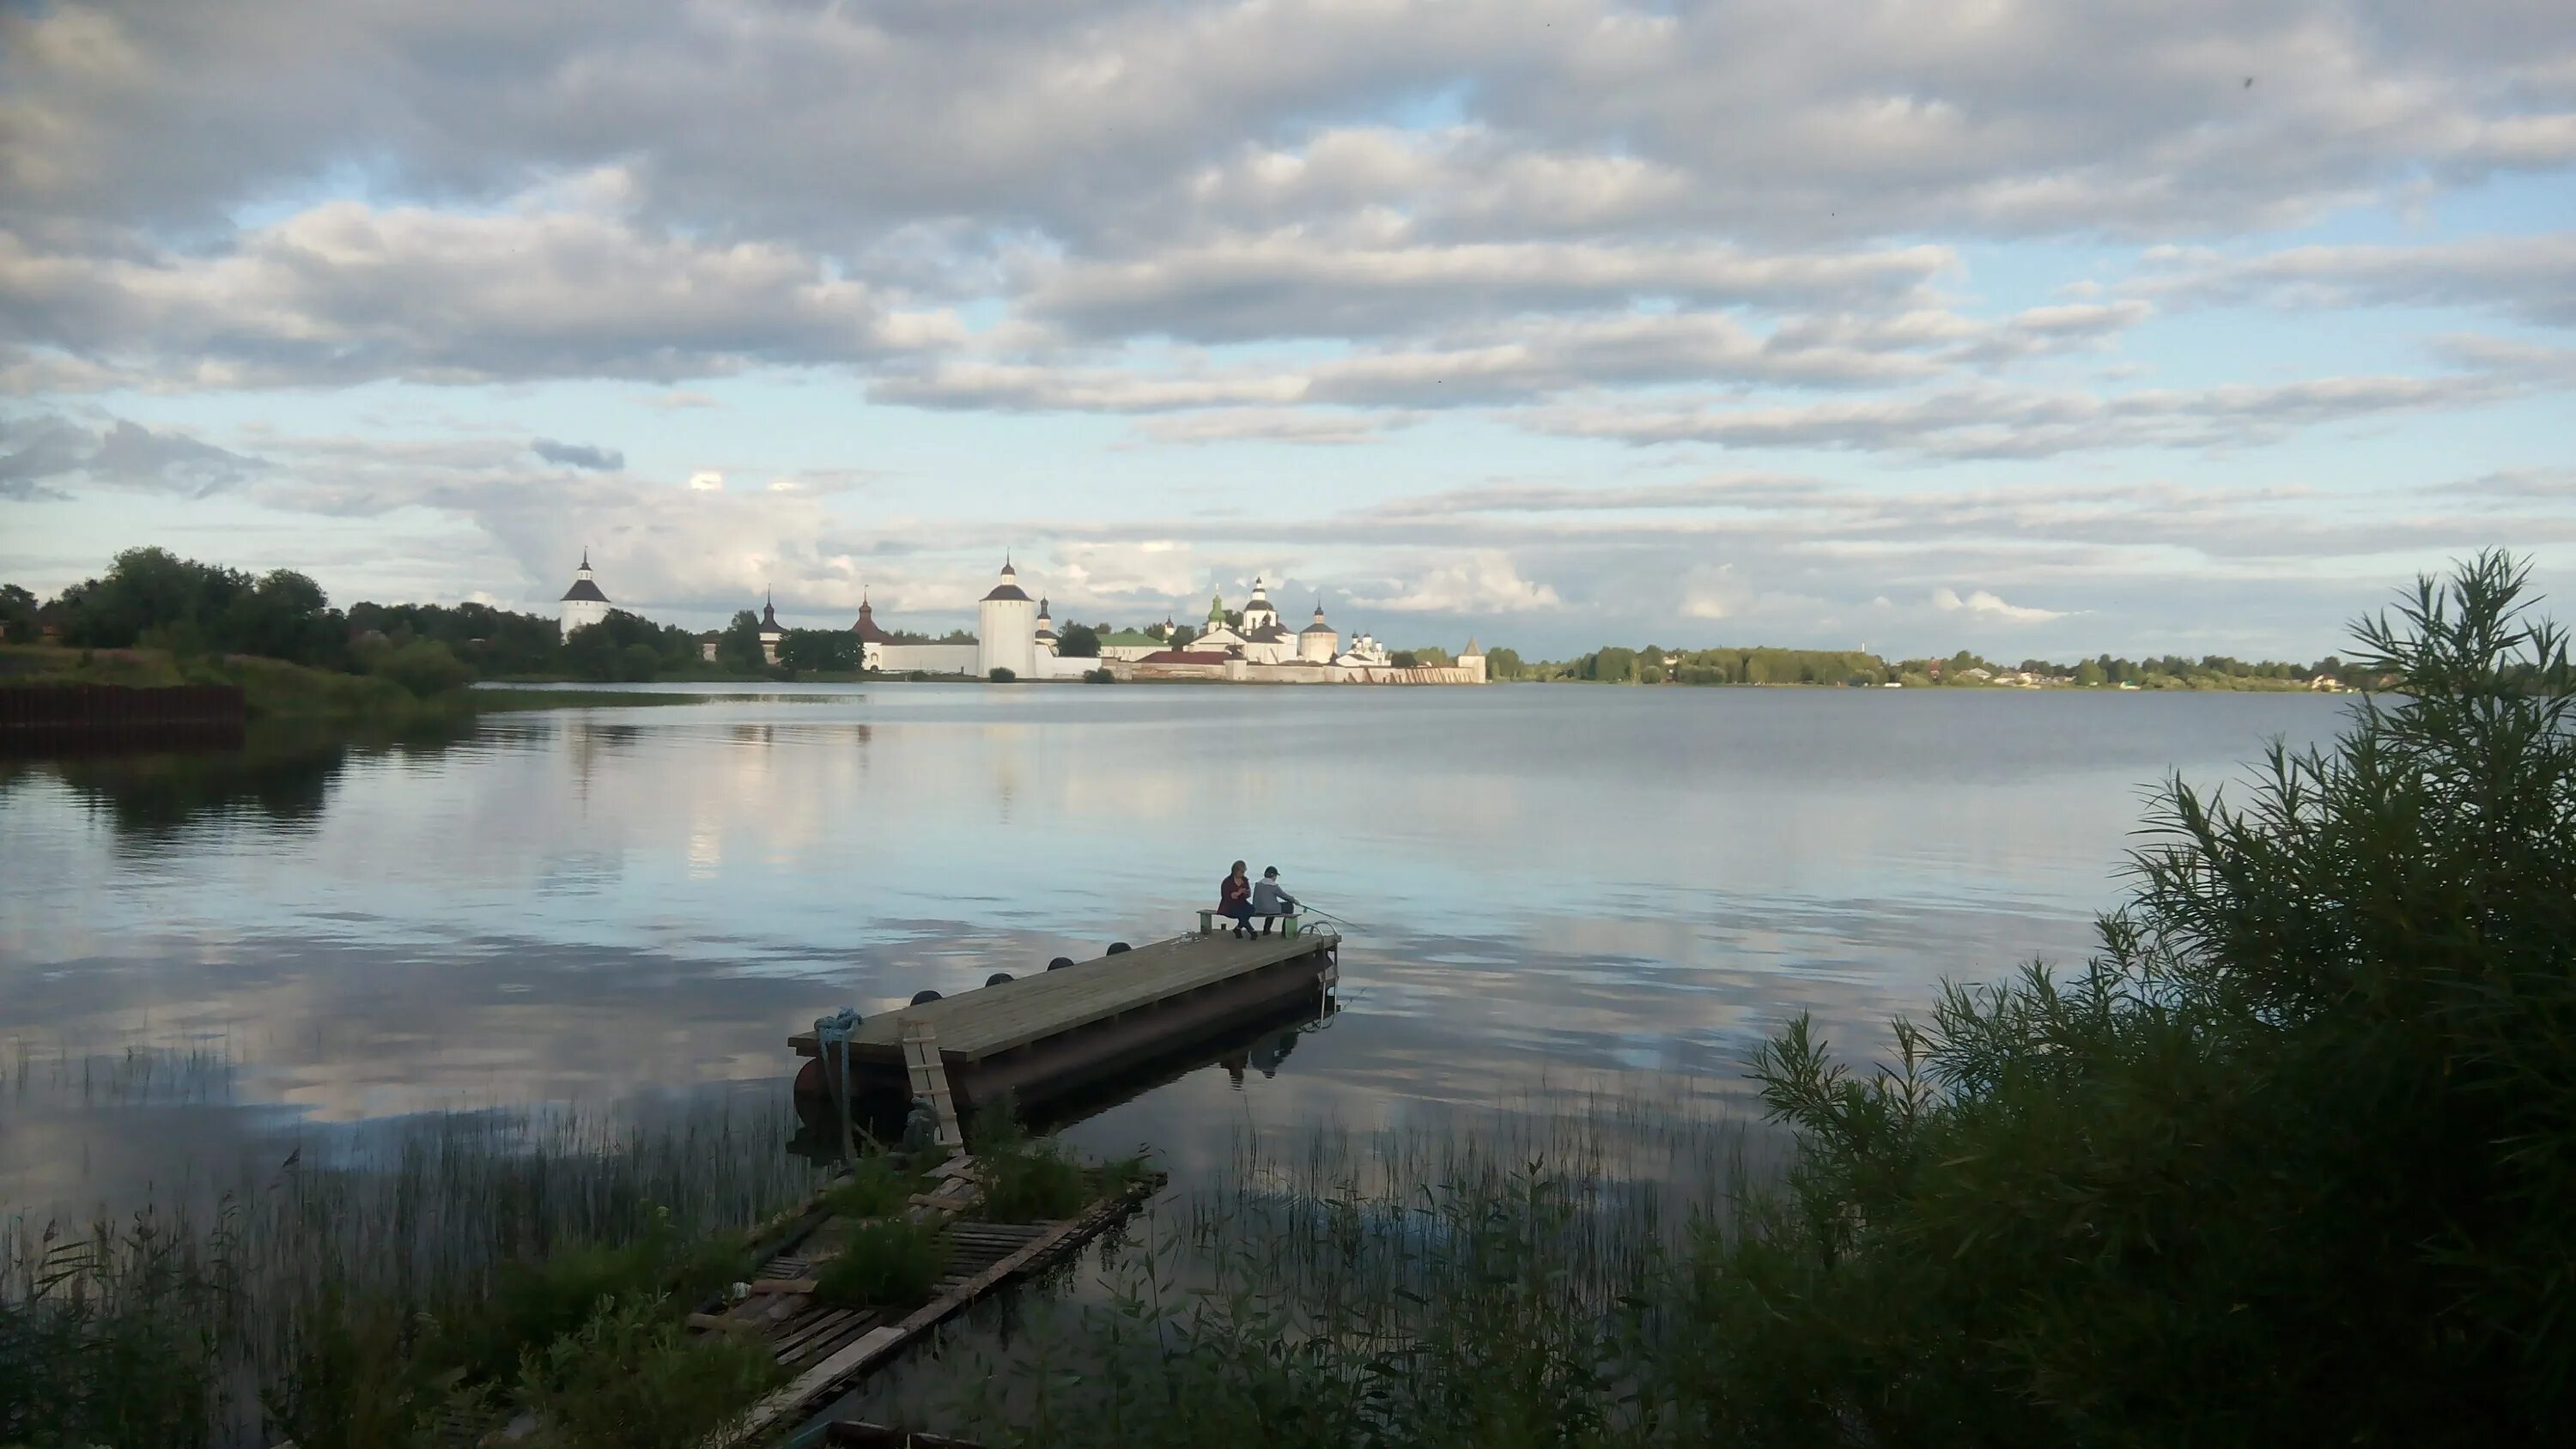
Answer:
3, 0, 2573, 661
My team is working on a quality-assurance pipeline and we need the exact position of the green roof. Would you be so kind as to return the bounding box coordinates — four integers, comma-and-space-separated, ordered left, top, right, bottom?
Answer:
1097, 629, 1161, 646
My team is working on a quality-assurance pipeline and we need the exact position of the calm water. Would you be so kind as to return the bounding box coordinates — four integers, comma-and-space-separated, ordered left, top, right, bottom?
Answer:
0, 684, 2350, 1212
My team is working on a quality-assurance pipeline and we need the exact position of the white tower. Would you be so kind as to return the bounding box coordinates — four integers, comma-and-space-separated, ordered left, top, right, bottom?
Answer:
1298, 597, 1337, 663
1242, 576, 1279, 634
976, 558, 1037, 678
757, 591, 784, 665
1459, 636, 1488, 683
559, 550, 611, 634
1034, 596, 1058, 658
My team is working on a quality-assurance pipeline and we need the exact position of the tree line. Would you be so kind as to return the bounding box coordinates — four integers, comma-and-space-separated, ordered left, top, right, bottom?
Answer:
1510, 642, 2353, 689
4, 548, 716, 692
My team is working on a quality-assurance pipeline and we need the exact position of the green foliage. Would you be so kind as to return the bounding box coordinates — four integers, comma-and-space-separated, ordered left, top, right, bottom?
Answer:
812, 1218, 950, 1309
712, 610, 768, 674
260, 1284, 442, 1449
1583, 646, 1637, 682
513, 1295, 785, 1449
360, 637, 472, 699
971, 1107, 1091, 1224
1483, 645, 1525, 680
823, 1153, 920, 1220
1388, 649, 1421, 668
1055, 621, 1102, 658
1685, 550, 2576, 1444
988, 666, 1016, 682
556, 609, 701, 682
53, 547, 348, 668
0, 1213, 230, 1449
0, 582, 37, 642
778, 627, 861, 674
345, 598, 567, 678
1083, 667, 1116, 682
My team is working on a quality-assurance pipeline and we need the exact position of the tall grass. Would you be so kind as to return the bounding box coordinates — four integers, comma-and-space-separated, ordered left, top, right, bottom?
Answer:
0, 1088, 826, 1446
856, 1090, 1763, 1447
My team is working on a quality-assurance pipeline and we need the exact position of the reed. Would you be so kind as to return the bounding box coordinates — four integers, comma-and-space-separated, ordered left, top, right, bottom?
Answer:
0, 1086, 825, 1446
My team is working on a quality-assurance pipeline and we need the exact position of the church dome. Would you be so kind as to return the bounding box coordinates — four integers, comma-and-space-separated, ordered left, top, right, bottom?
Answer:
981, 559, 1033, 603
1299, 598, 1334, 634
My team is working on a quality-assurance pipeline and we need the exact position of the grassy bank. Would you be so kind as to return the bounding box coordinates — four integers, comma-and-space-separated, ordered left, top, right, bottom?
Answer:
0, 646, 719, 723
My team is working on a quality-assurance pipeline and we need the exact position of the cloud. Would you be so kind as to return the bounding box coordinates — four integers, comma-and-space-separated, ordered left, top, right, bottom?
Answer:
0, 410, 264, 499
1351, 551, 1564, 614
1517, 349, 2563, 459
2141, 232, 2576, 328
0, 181, 960, 389
687, 470, 725, 493
1129, 408, 1415, 446
532, 438, 624, 471
1028, 237, 1953, 342
1932, 586, 2069, 623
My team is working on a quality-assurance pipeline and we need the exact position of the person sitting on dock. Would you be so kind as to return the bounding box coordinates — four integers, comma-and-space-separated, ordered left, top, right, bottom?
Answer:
1250, 866, 1299, 935
1218, 860, 1256, 937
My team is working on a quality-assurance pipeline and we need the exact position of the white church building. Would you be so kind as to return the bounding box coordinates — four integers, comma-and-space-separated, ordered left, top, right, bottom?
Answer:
558, 551, 611, 634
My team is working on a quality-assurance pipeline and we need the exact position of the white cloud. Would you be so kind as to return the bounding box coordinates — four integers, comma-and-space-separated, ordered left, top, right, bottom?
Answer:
1932, 586, 2069, 623
1352, 551, 1564, 614
687, 470, 725, 493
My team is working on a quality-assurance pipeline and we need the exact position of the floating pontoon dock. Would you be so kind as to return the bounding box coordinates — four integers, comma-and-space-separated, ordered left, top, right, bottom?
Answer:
790, 930, 1339, 1119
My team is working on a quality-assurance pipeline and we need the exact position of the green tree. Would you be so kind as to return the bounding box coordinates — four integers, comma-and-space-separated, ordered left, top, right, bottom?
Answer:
1056, 622, 1101, 658
1485, 646, 1525, 680
1698, 552, 2576, 1442
777, 628, 859, 675
0, 583, 36, 642
712, 611, 766, 674
1586, 646, 1637, 682
2074, 658, 2107, 687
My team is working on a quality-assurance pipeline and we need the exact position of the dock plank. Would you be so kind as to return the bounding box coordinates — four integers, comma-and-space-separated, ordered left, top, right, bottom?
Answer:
787, 932, 1335, 1062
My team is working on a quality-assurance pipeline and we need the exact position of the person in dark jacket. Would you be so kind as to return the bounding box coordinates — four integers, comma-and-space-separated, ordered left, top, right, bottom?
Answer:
1218, 860, 1255, 937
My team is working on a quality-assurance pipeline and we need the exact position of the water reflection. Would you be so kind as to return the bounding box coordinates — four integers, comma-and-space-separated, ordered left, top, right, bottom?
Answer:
0, 685, 2354, 1219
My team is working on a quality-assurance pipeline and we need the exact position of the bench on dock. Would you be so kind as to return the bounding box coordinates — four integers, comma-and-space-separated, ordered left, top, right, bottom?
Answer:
1195, 906, 1304, 937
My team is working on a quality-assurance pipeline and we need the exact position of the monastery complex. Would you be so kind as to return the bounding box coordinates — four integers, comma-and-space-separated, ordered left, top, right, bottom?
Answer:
561, 555, 1486, 684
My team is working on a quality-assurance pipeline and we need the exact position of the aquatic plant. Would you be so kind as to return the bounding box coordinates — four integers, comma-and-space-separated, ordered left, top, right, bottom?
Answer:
513, 1294, 786, 1449
815, 1217, 952, 1311
0, 1088, 823, 1446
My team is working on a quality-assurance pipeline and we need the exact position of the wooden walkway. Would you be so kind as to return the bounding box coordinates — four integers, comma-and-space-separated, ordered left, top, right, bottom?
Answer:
789, 931, 1338, 1064
722, 1166, 1163, 1440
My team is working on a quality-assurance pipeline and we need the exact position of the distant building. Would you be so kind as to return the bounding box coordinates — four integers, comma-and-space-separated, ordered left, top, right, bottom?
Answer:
1096, 627, 1163, 662
559, 551, 611, 635
976, 559, 1038, 678
697, 630, 720, 663
1297, 599, 1338, 663
757, 592, 785, 665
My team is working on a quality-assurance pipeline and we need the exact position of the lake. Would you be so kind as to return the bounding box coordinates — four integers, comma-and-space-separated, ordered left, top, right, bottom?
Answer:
0, 683, 2351, 1214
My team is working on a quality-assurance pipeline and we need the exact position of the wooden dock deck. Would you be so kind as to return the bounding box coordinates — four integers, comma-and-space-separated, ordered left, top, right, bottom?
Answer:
791, 930, 1338, 1119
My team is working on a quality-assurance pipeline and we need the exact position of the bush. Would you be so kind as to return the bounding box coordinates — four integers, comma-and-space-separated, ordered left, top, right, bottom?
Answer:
1084, 667, 1115, 683
514, 1295, 784, 1449
812, 1219, 949, 1310
971, 1107, 1091, 1223
1687, 551, 2576, 1445
364, 638, 471, 698
988, 666, 1016, 682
